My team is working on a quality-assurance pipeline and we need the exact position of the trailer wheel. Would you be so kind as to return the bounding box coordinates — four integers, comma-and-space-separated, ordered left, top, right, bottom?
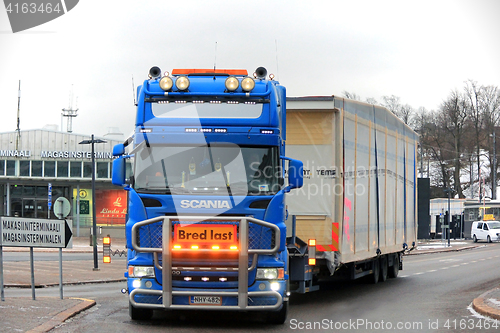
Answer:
266, 301, 288, 325
371, 258, 380, 284
379, 255, 388, 282
129, 302, 153, 320
388, 254, 399, 278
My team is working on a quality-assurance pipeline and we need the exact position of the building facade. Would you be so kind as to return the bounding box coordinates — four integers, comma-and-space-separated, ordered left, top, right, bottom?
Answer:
0, 130, 126, 236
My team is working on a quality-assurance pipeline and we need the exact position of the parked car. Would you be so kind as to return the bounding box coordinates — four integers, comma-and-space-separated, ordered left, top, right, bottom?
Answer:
471, 221, 500, 243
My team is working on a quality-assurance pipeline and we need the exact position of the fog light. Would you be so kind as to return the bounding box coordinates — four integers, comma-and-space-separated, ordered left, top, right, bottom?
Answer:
132, 280, 141, 288
270, 282, 280, 291
259, 283, 266, 290
145, 281, 153, 288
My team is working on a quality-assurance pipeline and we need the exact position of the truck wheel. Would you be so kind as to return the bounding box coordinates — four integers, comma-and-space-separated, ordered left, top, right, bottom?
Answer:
473, 235, 477, 243
379, 256, 388, 282
487, 235, 492, 243
388, 254, 399, 278
266, 301, 288, 325
129, 302, 153, 320
371, 258, 380, 284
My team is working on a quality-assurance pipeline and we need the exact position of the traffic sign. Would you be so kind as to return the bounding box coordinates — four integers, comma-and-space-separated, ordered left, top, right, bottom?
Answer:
48, 183, 52, 209
0, 217, 73, 248
54, 197, 71, 219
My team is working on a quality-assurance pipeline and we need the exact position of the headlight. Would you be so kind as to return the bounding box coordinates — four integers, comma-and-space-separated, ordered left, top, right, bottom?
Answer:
159, 76, 173, 91
129, 266, 155, 278
175, 76, 190, 91
225, 76, 239, 91
256, 268, 284, 280
241, 77, 255, 92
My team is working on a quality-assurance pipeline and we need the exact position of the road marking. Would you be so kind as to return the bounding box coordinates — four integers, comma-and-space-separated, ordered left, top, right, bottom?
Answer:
426, 269, 437, 273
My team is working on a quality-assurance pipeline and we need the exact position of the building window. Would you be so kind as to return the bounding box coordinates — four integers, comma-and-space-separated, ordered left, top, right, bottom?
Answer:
83, 162, 92, 178
23, 186, 35, 196
97, 162, 109, 178
6, 160, 16, 176
44, 161, 55, 177
70, 161, 82, 178
32, 161, 42, 177
20, 160, 30, 177
36, 186, 48, 197
0, 160, 5, 176
57, 161, 69, 178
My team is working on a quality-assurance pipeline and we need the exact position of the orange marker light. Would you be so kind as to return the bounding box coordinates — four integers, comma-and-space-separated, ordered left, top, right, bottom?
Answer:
230, 245, 238, 251
212, 245, 220, 250
103, 256, 111, 264
308, 239, 316, 247
103, 237, 111, 245
173, 245, 181, 250
191, 245, 199, 250
308, 258, 316, 266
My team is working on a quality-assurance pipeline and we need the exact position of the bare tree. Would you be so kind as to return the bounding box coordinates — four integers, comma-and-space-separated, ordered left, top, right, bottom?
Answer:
342, 91, 361, 101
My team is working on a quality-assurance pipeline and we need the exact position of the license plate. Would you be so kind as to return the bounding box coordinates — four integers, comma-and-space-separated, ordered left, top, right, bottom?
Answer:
189, 296, 221, 305
174, 224, 237, 245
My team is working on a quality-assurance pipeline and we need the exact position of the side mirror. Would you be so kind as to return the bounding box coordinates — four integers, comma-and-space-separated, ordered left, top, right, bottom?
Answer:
113, 143, 125, 156
281, 156, 303, 192
112, 157, 126, 186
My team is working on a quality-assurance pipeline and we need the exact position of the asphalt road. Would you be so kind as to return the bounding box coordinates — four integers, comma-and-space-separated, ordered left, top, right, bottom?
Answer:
8, 243, 500, 332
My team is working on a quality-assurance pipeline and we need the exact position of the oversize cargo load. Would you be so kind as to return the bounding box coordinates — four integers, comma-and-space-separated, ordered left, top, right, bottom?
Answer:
286, 96, 418, 266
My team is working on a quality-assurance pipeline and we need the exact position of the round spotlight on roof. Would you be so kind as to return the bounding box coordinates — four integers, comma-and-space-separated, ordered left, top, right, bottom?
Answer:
241, 77, 255, 92
175, 76, 190, 91
159, 76, 173, 91
225, 76, 239, 92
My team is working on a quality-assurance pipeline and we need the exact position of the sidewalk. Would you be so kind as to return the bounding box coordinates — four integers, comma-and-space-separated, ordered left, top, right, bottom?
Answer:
1, 236, 127, 333
0, 238, 498, 332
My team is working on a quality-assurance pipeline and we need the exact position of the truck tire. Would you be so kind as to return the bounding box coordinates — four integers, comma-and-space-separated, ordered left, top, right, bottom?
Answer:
371, 258, 380, 284
473, 235, 477, 243
266, 301, 288, 325
379, 255, 388, 282
129, 302, 153, 320
388, 254, 399, 278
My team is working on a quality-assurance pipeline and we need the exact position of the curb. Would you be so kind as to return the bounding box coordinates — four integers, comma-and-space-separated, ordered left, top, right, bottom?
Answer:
406, 245, 481, 256
473, 289, 500, 321
25, 297, 96, 333
4, 278, 126, 289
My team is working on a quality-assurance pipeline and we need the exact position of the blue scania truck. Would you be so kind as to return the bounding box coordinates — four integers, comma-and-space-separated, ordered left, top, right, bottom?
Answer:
112, 66, 418, 324
112, 66, 303, 324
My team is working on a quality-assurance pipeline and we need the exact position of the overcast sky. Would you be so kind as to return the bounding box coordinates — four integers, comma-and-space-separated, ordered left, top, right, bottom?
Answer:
0, 0, 499, 139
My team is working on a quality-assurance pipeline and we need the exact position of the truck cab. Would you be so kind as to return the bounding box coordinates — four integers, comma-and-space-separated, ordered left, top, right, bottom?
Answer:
112, 66, 303, 324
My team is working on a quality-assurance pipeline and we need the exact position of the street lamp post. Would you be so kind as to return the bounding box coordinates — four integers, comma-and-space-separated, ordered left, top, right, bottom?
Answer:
79, 134, 106, 271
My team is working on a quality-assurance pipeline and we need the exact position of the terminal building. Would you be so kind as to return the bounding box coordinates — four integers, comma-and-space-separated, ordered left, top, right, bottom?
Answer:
0, 129, 125, 236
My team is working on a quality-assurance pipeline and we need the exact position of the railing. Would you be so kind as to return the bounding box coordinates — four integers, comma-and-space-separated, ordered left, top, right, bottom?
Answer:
129, 216, 283, 311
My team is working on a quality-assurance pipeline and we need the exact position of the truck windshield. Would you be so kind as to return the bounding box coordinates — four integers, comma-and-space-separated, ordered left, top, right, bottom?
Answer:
133, 144, 280, 195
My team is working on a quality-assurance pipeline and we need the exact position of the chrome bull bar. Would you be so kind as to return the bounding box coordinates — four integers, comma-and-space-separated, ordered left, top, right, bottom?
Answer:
130, 216, 282, 311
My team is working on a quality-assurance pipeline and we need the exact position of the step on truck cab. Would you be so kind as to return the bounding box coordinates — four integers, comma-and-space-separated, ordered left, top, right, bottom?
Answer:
112, 66, 303, 324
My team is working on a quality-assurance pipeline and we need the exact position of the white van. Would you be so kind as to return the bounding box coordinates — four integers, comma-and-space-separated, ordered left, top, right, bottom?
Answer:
471, 221, 500, 243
